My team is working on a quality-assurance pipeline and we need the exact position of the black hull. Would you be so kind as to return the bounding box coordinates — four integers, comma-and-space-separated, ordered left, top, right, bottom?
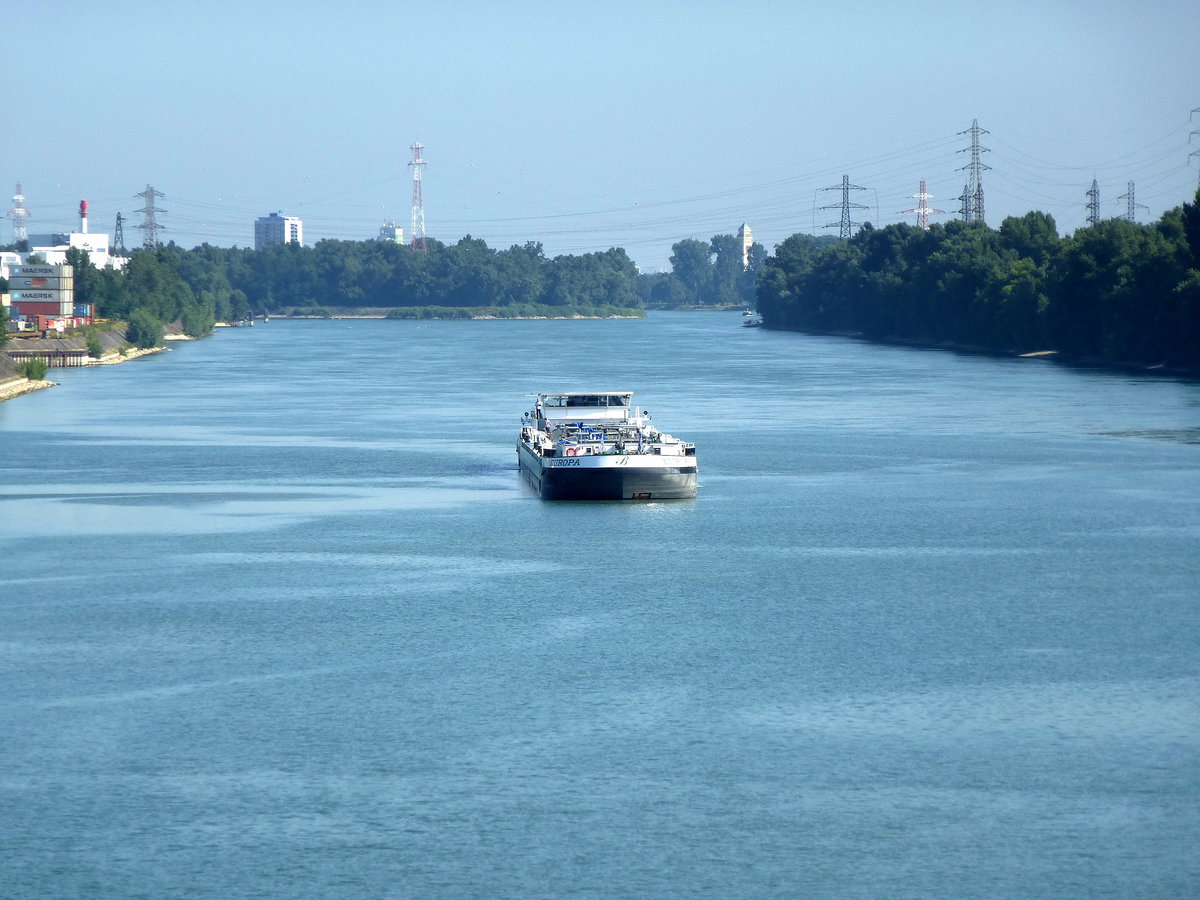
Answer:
519, 457, 697, 501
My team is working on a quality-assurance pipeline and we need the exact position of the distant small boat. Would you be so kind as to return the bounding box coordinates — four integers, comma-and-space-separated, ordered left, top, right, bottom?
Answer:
743, 310, 762, 327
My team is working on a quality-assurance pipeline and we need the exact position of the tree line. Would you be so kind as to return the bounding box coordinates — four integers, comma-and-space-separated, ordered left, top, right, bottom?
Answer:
8, 196, 1197, 369
58, 236, 645, 343
5, 231, 761, 342
756, 191, 1200, 370
638, 233, 772, 308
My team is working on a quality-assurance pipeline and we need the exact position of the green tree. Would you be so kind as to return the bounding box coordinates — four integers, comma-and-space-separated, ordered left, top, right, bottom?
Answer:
65, 247, 102, 311
669, 239, 714, 305
181, 294, 217, 337
710, 234, 744, 306
20, 357, 49, 380
998, 211, 1059, 265
738, 242, 768, 306
118, 249, 195, 323
126, 307, 165, 348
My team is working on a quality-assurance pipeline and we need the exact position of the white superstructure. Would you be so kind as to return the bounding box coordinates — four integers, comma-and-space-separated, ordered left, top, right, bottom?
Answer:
517, 392, 697, 501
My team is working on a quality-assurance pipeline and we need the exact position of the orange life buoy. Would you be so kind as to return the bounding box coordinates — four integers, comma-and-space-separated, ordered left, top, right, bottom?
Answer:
565, 447, 578, 456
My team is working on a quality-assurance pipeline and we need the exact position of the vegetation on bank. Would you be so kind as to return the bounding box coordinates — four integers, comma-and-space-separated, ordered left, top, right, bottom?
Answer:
47, 237, 644, 337
7, 193, 1198, 375
64, 246, 225, 344
637, 233, 775, 308
756, 190, 1200, 371
18, 356, 48, 380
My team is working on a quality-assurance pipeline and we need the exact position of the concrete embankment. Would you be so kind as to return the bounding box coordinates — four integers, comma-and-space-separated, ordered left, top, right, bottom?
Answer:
0, 352, 54, 402
0, 323, 181, 403
0, 375, 56, 402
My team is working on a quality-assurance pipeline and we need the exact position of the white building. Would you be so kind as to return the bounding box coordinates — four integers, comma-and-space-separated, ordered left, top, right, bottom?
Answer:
0, 250, 21, 276
25, 231, 125, 270
255, 212, 303, 249
376, 221, 404, 243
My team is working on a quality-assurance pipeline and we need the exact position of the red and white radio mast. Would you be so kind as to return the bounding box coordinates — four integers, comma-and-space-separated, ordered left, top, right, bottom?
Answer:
409, 142, 427, 252
901, 180, 945, 230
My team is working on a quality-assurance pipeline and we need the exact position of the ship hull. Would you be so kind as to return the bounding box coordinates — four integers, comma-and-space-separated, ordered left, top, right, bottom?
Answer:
517, 443, 696, 501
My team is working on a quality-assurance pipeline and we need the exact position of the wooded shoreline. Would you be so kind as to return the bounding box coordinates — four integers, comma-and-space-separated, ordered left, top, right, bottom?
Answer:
762, 323, 1200, 379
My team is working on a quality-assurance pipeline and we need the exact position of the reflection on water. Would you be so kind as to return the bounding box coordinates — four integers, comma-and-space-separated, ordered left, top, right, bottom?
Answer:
1098, 427, 1200, 444
0, 481, 517, 539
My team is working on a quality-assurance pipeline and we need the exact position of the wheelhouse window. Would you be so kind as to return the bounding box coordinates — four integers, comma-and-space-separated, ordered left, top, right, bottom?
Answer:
565, 394, 632, 408
541, 393, 632, 410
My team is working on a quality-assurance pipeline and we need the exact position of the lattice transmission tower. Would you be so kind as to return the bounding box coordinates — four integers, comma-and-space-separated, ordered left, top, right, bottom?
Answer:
1085, 178, 1101, 226
1190, 108, 1200, 189
819, 175, 868, 239
409, 142, 427, 252
134, 184, 166, 248
8, 182, 30, 244
1116, 182, 1148, 223
900, 180, 945, 230
114, 212, 126, 253
957, 119, 990, 224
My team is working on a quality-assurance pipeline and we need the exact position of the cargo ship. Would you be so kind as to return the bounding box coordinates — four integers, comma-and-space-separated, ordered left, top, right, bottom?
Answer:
517, 392, 697, 500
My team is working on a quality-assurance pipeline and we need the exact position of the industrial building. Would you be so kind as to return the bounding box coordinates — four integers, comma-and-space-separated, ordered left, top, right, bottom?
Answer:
20, 202, 125, 270
255, 212, 303, 250
376, 221, 404, 243
27, 231, 117, 268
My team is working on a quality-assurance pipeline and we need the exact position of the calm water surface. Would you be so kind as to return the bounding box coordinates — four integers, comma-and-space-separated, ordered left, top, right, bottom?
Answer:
2, 313, 1198, 898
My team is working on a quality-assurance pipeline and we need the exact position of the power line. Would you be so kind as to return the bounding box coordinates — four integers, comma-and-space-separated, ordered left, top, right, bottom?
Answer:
409, 142, 427, 253
1086, 178, 1101, 225
134, 184, 166, 248
818, 175, 868, 239
900, 180, 945, 229
958, 119, 990, 224
1115, 181, 1148, 223
1190, 108, 1200, 188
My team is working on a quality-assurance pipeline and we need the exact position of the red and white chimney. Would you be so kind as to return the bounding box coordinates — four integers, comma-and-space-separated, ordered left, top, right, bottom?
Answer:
80, 200, 88, 234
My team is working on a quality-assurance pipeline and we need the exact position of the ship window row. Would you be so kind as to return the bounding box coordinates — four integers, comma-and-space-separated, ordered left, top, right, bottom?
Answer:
542, 394, 631, 409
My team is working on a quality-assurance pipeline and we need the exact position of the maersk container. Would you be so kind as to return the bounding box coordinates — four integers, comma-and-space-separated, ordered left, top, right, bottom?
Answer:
11, 264, 73, 278
12, 290, 69, 302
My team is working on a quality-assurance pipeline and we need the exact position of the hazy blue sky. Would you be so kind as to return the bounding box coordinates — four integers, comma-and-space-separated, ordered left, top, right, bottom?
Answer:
8, 0, 1200, 270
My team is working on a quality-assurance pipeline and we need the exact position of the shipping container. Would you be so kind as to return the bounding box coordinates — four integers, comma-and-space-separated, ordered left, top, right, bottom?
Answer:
12, 291, 71, 302
10, 277, 73, 290
11, 264, 73, 278
14, 300, 73, 317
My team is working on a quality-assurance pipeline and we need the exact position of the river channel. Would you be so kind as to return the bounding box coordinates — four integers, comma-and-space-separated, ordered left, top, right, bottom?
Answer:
2, 312, 1198, 897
